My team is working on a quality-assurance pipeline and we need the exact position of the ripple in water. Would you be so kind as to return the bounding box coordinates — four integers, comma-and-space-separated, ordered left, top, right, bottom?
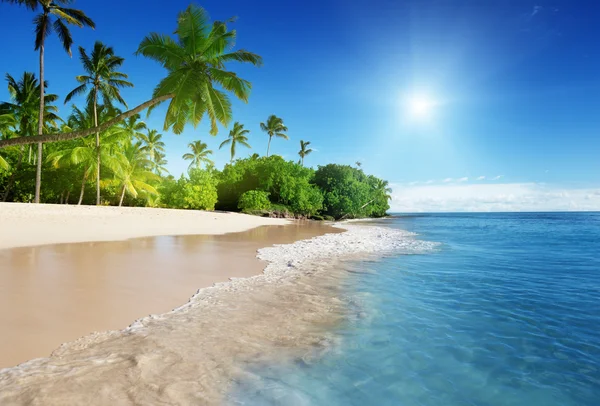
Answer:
228, 213, 600, 406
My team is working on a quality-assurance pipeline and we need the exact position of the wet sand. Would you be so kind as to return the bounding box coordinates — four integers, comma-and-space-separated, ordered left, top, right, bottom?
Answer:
0, 222, 340, 369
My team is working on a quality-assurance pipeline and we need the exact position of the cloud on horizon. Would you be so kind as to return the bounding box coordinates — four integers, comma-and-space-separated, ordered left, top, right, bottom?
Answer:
389, 182, 600, 212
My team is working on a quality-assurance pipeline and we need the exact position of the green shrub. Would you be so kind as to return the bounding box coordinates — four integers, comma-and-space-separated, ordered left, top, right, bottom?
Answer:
158, 169, 218, 210
238, 190, 271, 213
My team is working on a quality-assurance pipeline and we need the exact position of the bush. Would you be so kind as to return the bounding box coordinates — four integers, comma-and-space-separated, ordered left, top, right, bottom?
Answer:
217, 155, 323, 216
158, 169, 218, 210
238, 190, 271, 213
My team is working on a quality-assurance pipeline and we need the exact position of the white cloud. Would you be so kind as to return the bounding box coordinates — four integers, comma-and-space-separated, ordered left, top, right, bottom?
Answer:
389, 182, 600, 212
425, 180, 434, 184
490, 175, 503, 181
408, 181, 419, 186
443, 178, 453, 183
457, 177, 469, 182
532, 5, 542, 17
476, 176, 486, 181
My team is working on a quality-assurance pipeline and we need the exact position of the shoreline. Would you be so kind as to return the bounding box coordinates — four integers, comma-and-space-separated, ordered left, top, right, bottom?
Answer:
0, 223, 435, 404
0, 220, 340, 369
0, 203, 289, 250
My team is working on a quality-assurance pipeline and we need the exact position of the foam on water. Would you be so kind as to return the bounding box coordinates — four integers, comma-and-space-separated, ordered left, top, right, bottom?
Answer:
0, 224, 434, 405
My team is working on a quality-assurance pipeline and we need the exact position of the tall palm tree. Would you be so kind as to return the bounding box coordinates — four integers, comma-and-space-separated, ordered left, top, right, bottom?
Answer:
183, 140, 213, 171
113, 141, 159, 206
138, 129, 165, 167
0, 5, 262, 152
0, 72, 60, 201
298, 140, 313, 166
260, 115, 288, 157
118, 113, 147, 140
2, 0, 95, 203
219, 121, 250, 163
64, 41, 133, 205
47, 104, 121, 205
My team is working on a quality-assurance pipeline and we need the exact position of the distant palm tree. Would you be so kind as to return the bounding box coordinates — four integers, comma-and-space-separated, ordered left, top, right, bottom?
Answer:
183, 140, 214, 171
219, 122, 250, 163
138, 129, 165, 167
118, 113, 147, 140
114, 141, 159, 206
64, 41, 133, 205
298, 140, 313, 166
153, 151, 169, 176
0, 72, 60, 201
355, 161, 362, 168
2, 0, 95, 202
260, 115, 288, 157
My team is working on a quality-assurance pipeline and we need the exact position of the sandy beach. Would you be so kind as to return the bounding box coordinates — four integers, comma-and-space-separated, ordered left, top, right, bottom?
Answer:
0, 203, 289, 249
0, 204, 428, 404
0, 203, 342, 368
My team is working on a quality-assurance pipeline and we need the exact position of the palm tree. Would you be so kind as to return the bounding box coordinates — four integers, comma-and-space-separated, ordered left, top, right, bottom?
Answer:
118, 113, 147, 140
0, 5, 261, 152
64, 41, 133, 205
113, 141, 159, 206
2, 0, 95, 203
0, 113, 16, 171
219, 122, 250, 163
153, 152, 169, 176
260, 115, 288, 157
298, 140, 313, 166
355, 161, 362, 168
0, 72, 60, 201
138, 129, 165, 167
47, 104, 121, 205
183, 140, 213, 171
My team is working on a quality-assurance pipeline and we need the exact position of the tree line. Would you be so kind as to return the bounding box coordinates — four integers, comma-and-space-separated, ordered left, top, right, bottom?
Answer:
0, 1, 391, 219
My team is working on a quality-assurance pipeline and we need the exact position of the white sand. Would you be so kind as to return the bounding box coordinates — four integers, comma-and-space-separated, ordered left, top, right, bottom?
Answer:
0, 203, 288, 250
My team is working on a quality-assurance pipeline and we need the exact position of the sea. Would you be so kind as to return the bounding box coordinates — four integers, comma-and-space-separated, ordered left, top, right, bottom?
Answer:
228, 212, 600, 406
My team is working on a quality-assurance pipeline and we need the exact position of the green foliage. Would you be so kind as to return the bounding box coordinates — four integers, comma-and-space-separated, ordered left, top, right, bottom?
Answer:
313, 164, 391, 219
238, 190, 271, 213
217, 155, 323, 216
135, 4, 262, 135
159, 168, 218, 210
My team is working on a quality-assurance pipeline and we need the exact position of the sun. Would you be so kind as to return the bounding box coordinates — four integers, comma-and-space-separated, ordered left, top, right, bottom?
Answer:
407, 96, 436, 119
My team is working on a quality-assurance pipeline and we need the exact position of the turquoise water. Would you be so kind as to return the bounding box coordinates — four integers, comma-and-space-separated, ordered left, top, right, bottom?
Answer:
229, 213, 600, 405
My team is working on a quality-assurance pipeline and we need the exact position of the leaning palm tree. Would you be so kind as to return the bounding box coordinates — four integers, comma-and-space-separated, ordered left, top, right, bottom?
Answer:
138, 129, 165, 166
183, 140, 213, 171
113, 141, 159, 206
219, 121, 250, 163
0, 5, 261, 153
298, 140, 313, 166
2, 0, 95, 202
0, 72, 60, 201
260, 115, 288, 157
64, 41, 133, 205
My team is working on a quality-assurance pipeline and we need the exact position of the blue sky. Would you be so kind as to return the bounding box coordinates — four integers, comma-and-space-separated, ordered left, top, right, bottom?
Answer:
1, 0, 599, 211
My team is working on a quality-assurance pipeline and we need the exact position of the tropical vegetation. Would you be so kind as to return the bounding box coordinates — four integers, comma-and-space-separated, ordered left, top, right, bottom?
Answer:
0, 2, 391, 219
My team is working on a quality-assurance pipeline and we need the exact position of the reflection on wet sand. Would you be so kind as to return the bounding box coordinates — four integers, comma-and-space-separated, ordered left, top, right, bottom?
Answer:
0, 222, 340, 369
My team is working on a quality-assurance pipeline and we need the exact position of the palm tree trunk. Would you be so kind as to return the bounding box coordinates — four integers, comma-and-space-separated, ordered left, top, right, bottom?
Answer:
119, 184, 126, 207
301, 157, 304, 166
266, 135, 272, 157
78, 170, 88, 205
35, 43, 45, 203
2, 146, 24, 202
65, 190, 70, 205
0, 94, 175, 149
59, 191, 64, 205
93, 87, 100, 205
